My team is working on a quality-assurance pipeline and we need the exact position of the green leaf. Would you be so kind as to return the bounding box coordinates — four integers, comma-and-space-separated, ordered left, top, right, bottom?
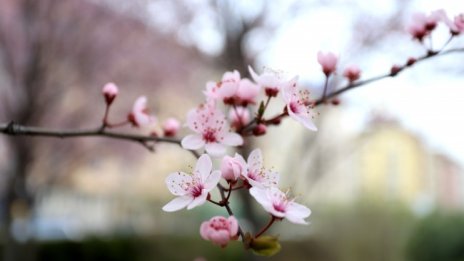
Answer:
249, 235, 281, 257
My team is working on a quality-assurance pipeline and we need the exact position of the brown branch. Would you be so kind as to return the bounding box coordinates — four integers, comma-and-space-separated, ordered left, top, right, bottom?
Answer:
0, 121, 200, 157
314, 47, 464, 105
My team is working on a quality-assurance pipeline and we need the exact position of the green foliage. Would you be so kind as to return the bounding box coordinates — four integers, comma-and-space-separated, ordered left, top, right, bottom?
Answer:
250, 235, 281, 256
407, 211, 464, 261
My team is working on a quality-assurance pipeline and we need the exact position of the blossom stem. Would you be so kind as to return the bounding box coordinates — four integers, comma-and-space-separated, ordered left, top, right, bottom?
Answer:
207, 198, 223, 206
438, 35, 454, 53
225, 183, 233, 202
321, 75, 330, 101
102, 104, 111, 129
255, 215, 276, 238
216, 183, 246, 240
106, 120, 130, 128
232, 104, 244, 128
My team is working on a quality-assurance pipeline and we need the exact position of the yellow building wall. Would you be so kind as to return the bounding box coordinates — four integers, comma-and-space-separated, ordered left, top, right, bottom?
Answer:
359, 126, 426, 204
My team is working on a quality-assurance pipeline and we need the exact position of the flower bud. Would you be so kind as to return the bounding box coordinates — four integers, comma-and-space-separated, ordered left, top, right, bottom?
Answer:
200, 216, 239, 248
317, 51, 338, 76
128, 96, 156, 127
390, 65, 402, 76
221, 154, 246, 182
102, 82, 119, 105
162, 118, 180, 137
229, 107, 250, 129
343, 65, 361, 83
252, 124, 267, 136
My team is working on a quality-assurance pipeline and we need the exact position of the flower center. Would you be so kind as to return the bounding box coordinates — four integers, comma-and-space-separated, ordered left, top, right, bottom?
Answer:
210, 218, 228, 230
190, 184, 204, 198
247, 171, 260, 181
289, 102, 300, 113
202, 129, 217, 143
273, 201, 287, 213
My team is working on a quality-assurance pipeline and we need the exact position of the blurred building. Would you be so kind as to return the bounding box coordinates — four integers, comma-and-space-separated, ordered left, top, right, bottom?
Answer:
301, 112, 464, 213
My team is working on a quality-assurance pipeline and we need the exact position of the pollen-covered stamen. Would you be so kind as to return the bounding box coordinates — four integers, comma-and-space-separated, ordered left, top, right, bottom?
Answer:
190, 181, 204, 198
202, 128, 218, 143
289, 102, 300, 113
272, 192, 289, 213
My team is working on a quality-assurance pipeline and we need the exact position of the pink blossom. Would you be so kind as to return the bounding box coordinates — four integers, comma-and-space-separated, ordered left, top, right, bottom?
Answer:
182, 104, 243, 157
242, 149, 279, 188
204, 70, 241, 103
282, 79, 317, 131
252, 124, 267, 136
228, 107, 250, 129
128, 96, 156, 127
443, 13, 464, 34
163, 154, 221, 212
235, 78, 260, 105
221, 154, 247, 182
102, 82, 119, 105
343, 65, 361, 83
317, 52, 338, 76
249, 66, 295, 97
200, 216, 239, 247
250, 187, 311, 225
162, 118, 181, 137
407, 11, 443, 41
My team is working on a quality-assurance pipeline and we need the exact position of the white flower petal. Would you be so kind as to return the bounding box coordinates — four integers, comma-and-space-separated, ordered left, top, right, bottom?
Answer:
250, 187, 273, 213
165, 172, 192, 196
247, 149, 263, 174
181, 134, 205, 150
222, 132, 243, 146
204, 170, 221, 191
262, 170, 280, 187
195, 154, 212, 181
248, 65, 261, 83
285, 202, 311, 225
187, 192, 208, 210
288, 109, 317, 131
205, 143, 227, 157
162, 196, 193, 212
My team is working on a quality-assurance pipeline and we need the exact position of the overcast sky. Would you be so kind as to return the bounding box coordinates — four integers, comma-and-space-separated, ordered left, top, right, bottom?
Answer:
261, 0, 464, 164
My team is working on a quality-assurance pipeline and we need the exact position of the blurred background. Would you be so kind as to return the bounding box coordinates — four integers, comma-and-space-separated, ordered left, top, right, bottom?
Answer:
0, 0, 463, 260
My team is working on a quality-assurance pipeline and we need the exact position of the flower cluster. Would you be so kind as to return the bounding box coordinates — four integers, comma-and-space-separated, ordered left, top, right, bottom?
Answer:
93, 9, 464, 256
162, 149, 311, 250
101, 82, 180, 137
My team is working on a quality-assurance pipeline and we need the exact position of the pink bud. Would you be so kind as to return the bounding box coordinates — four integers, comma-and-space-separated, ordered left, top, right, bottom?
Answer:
228, 107, 250, 129
453, 14, 464, 34
235, 79, 260, 105
200, 216, 239, 248
342, 65, 361, 83
253, 124, 267, 136
162, 118, 181, 137
128, 96, 156, 127
102, 82, 119, 105
390, 65, 402, 76
317, 51, 338, 76
220, 154, 246, 182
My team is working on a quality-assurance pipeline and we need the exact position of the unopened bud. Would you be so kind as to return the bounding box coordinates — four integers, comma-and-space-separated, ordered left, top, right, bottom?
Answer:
264, 87, 279, 97
252, 124, 267, 136
331, 98, 340, 106
406, 57, 416, 66
162, 118, 181, 137
102, 82, 119, 105
390, 65, 402, 76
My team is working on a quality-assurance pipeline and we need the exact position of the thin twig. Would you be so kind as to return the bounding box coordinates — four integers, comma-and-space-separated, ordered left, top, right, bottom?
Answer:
0, 121, 200, 157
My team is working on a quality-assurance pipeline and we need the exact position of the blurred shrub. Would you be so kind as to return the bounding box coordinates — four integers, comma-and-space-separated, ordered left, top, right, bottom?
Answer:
407, 211, 464, 261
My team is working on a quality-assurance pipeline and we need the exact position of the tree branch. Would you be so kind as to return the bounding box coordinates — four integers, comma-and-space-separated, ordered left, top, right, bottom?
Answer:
0, 121, 200, 157
314, 47, 464, 105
